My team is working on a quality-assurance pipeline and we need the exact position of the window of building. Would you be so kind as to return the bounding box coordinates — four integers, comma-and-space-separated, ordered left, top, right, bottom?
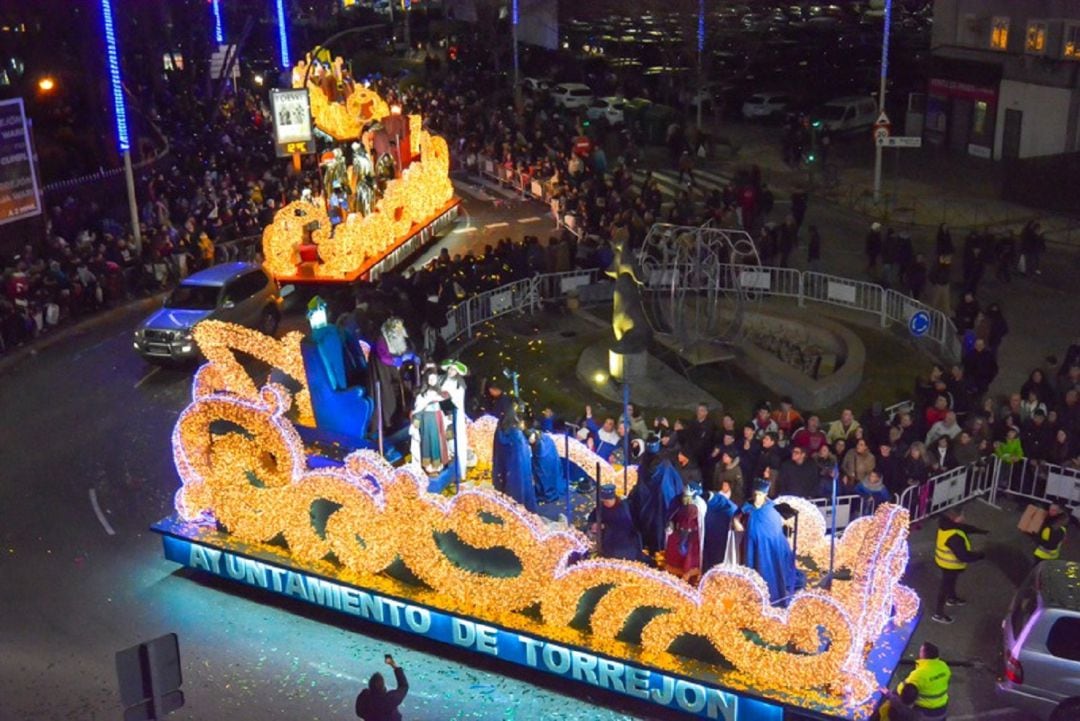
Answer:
991, 16, 1010, 50
1065, 23, 1080, 59
1026, 21, 1047, 54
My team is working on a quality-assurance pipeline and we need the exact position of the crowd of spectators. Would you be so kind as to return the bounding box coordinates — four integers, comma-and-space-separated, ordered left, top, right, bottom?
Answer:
1, 87, 319, 354
477, 339, 1080, 520
378, 68, 789, 252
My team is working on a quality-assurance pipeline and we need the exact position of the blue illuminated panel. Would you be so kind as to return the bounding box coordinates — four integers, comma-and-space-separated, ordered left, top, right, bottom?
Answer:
100, 0, 129, 152
156, 529, 786, 721
275, 0, 291, 69
212, 0, 224, 45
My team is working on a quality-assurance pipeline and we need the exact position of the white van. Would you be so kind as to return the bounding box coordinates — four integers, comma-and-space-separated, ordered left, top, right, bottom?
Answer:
812, 96, 878, 134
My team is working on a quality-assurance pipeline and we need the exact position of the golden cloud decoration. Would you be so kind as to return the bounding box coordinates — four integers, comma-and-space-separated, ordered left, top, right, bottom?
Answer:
296, 67, 390, 141
170, 370, 915, 713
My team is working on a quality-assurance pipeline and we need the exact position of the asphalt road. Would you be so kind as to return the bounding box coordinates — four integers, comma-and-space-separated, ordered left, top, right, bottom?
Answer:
0, 186, 1066, 720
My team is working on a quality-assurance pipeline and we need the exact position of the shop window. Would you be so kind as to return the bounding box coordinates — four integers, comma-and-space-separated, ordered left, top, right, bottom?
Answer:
1065, 23, 1080, 59
991, 17, 1010, 50
1025, 21, 1047, 54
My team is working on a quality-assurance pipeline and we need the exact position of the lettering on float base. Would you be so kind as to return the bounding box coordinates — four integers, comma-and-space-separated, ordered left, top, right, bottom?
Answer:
162, 535, 778, 721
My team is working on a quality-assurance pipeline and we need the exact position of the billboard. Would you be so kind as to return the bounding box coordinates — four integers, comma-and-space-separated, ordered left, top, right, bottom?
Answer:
0, 98, 42, 226
270, 88, 314, 157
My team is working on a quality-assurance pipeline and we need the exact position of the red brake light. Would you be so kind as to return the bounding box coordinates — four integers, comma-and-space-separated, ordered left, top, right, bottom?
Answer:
1004, 655, 1023, 684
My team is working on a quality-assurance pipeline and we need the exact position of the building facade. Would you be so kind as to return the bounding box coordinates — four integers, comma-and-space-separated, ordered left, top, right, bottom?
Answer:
930, 0, 1080, 159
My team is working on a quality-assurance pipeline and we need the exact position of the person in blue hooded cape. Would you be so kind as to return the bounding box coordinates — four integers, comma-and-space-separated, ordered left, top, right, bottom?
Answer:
492, 406, 538, 513
588, 484, 653, 565
701, 484, 740, 573
628, 437, 684, 556
741, 479, 798, 606
529, 429, 567, 504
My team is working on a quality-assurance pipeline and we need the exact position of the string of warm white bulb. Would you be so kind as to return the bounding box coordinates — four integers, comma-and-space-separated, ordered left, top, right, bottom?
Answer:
172, 326, 918, 714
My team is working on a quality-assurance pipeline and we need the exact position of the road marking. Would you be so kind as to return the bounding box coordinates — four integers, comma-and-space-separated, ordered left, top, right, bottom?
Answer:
451, 226, 478, 234
519, 216, 541, 223
88, 489, 116, 536
134, 366, 161, 389
484, 222, 510, 229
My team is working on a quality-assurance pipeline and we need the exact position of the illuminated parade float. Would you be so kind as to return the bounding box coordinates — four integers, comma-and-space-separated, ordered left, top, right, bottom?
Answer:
153, 314, 920, 721
262, 59, 459, 284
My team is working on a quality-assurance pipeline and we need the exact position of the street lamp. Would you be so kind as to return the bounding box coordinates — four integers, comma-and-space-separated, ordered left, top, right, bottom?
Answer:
37, 76, 55, 93
100, 0, 141, 253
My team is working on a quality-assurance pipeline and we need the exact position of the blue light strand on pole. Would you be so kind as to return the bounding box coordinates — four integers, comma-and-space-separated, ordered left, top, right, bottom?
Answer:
212, 0, 225, 45
275, 0, 291, 69
880, 0, 893, 83
512, 0, 518, 26
697, 0, 705, 54
100, 0, 129, 152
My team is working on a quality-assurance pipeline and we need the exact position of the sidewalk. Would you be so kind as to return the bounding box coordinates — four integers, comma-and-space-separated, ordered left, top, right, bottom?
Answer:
700, 119, 1080, 245
0, 293, 163, 376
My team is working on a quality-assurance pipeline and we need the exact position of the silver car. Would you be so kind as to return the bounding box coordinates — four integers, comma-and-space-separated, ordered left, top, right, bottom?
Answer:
133, 262, 280, 363
997, 560, 1080, 720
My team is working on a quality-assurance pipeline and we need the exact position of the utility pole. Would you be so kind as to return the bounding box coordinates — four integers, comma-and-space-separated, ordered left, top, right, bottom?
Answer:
101, 0, 141, 253
873, 0, 893, 202
696, 0, 705, 129
403, 0, 411, 56
511, 0, 521, 107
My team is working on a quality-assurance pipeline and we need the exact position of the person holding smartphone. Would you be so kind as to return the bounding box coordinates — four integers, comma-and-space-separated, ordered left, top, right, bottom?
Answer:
355, 653, 409, 720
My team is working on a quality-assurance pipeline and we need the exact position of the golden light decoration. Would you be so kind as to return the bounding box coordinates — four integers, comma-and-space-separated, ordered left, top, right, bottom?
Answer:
297, 64, 390, 141
171, 370, 915, 713
261, 128, 453, 280
191, 320, 313, 426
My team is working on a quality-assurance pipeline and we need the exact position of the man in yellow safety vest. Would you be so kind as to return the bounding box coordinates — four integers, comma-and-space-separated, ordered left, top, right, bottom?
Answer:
1032, 504, 1068, 565
896, 642, 951, 720
932, 505, 987, 624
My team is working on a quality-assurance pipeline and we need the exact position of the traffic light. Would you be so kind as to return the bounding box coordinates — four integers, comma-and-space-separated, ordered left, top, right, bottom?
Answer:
811, 119, 823, 130
806, 151, 817, 163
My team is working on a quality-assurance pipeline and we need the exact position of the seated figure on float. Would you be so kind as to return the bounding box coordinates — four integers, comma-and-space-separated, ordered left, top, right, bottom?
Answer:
300, 296, 373, 446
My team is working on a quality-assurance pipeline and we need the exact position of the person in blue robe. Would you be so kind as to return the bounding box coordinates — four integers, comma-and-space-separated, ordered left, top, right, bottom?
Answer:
701, 486, 740, 573
529, 429, 567, 503
491, 407, 538, 513
628, 437, 684, 555
589, 484, 652, 565
741, 478, 798, 606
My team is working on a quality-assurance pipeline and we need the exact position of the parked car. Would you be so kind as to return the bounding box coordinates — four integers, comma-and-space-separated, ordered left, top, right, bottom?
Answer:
997, 560, 1080, 721
133, 262, 281, 363
550, 83, 595, 109
586, 96, 627, 124
811, 95, 878, 134
521, 77, 551, 93
741, 92, 792, 120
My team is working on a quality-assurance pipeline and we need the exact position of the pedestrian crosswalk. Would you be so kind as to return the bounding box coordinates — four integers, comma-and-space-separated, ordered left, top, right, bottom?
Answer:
631, 167, 734, 202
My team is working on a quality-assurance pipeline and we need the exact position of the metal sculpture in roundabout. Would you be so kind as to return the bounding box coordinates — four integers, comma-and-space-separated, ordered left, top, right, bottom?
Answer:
636, 223, 763, 364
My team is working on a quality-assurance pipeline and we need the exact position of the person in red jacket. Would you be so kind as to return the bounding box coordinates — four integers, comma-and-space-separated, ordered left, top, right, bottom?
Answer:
356, 654, 409, 721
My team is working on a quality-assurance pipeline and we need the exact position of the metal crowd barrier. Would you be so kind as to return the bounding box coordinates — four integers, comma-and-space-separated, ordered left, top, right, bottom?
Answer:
473, 154, 582, 239
990, 458, 1080, 510
895, 458, 998, 526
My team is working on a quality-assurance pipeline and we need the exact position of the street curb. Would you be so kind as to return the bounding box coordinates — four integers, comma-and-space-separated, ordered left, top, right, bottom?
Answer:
0, 293, 165, 376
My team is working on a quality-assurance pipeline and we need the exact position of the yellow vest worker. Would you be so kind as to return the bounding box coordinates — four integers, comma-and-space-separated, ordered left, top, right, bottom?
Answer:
935, 526, 971, 569
1034, 509, 1067, 561
897, 642, 951, 718
932, 507, 986, 624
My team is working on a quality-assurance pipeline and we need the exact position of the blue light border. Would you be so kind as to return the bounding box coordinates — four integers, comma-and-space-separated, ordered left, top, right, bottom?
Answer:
212, 0, 225, 45
100, 0, 129, 152
275, 0, 291, 69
